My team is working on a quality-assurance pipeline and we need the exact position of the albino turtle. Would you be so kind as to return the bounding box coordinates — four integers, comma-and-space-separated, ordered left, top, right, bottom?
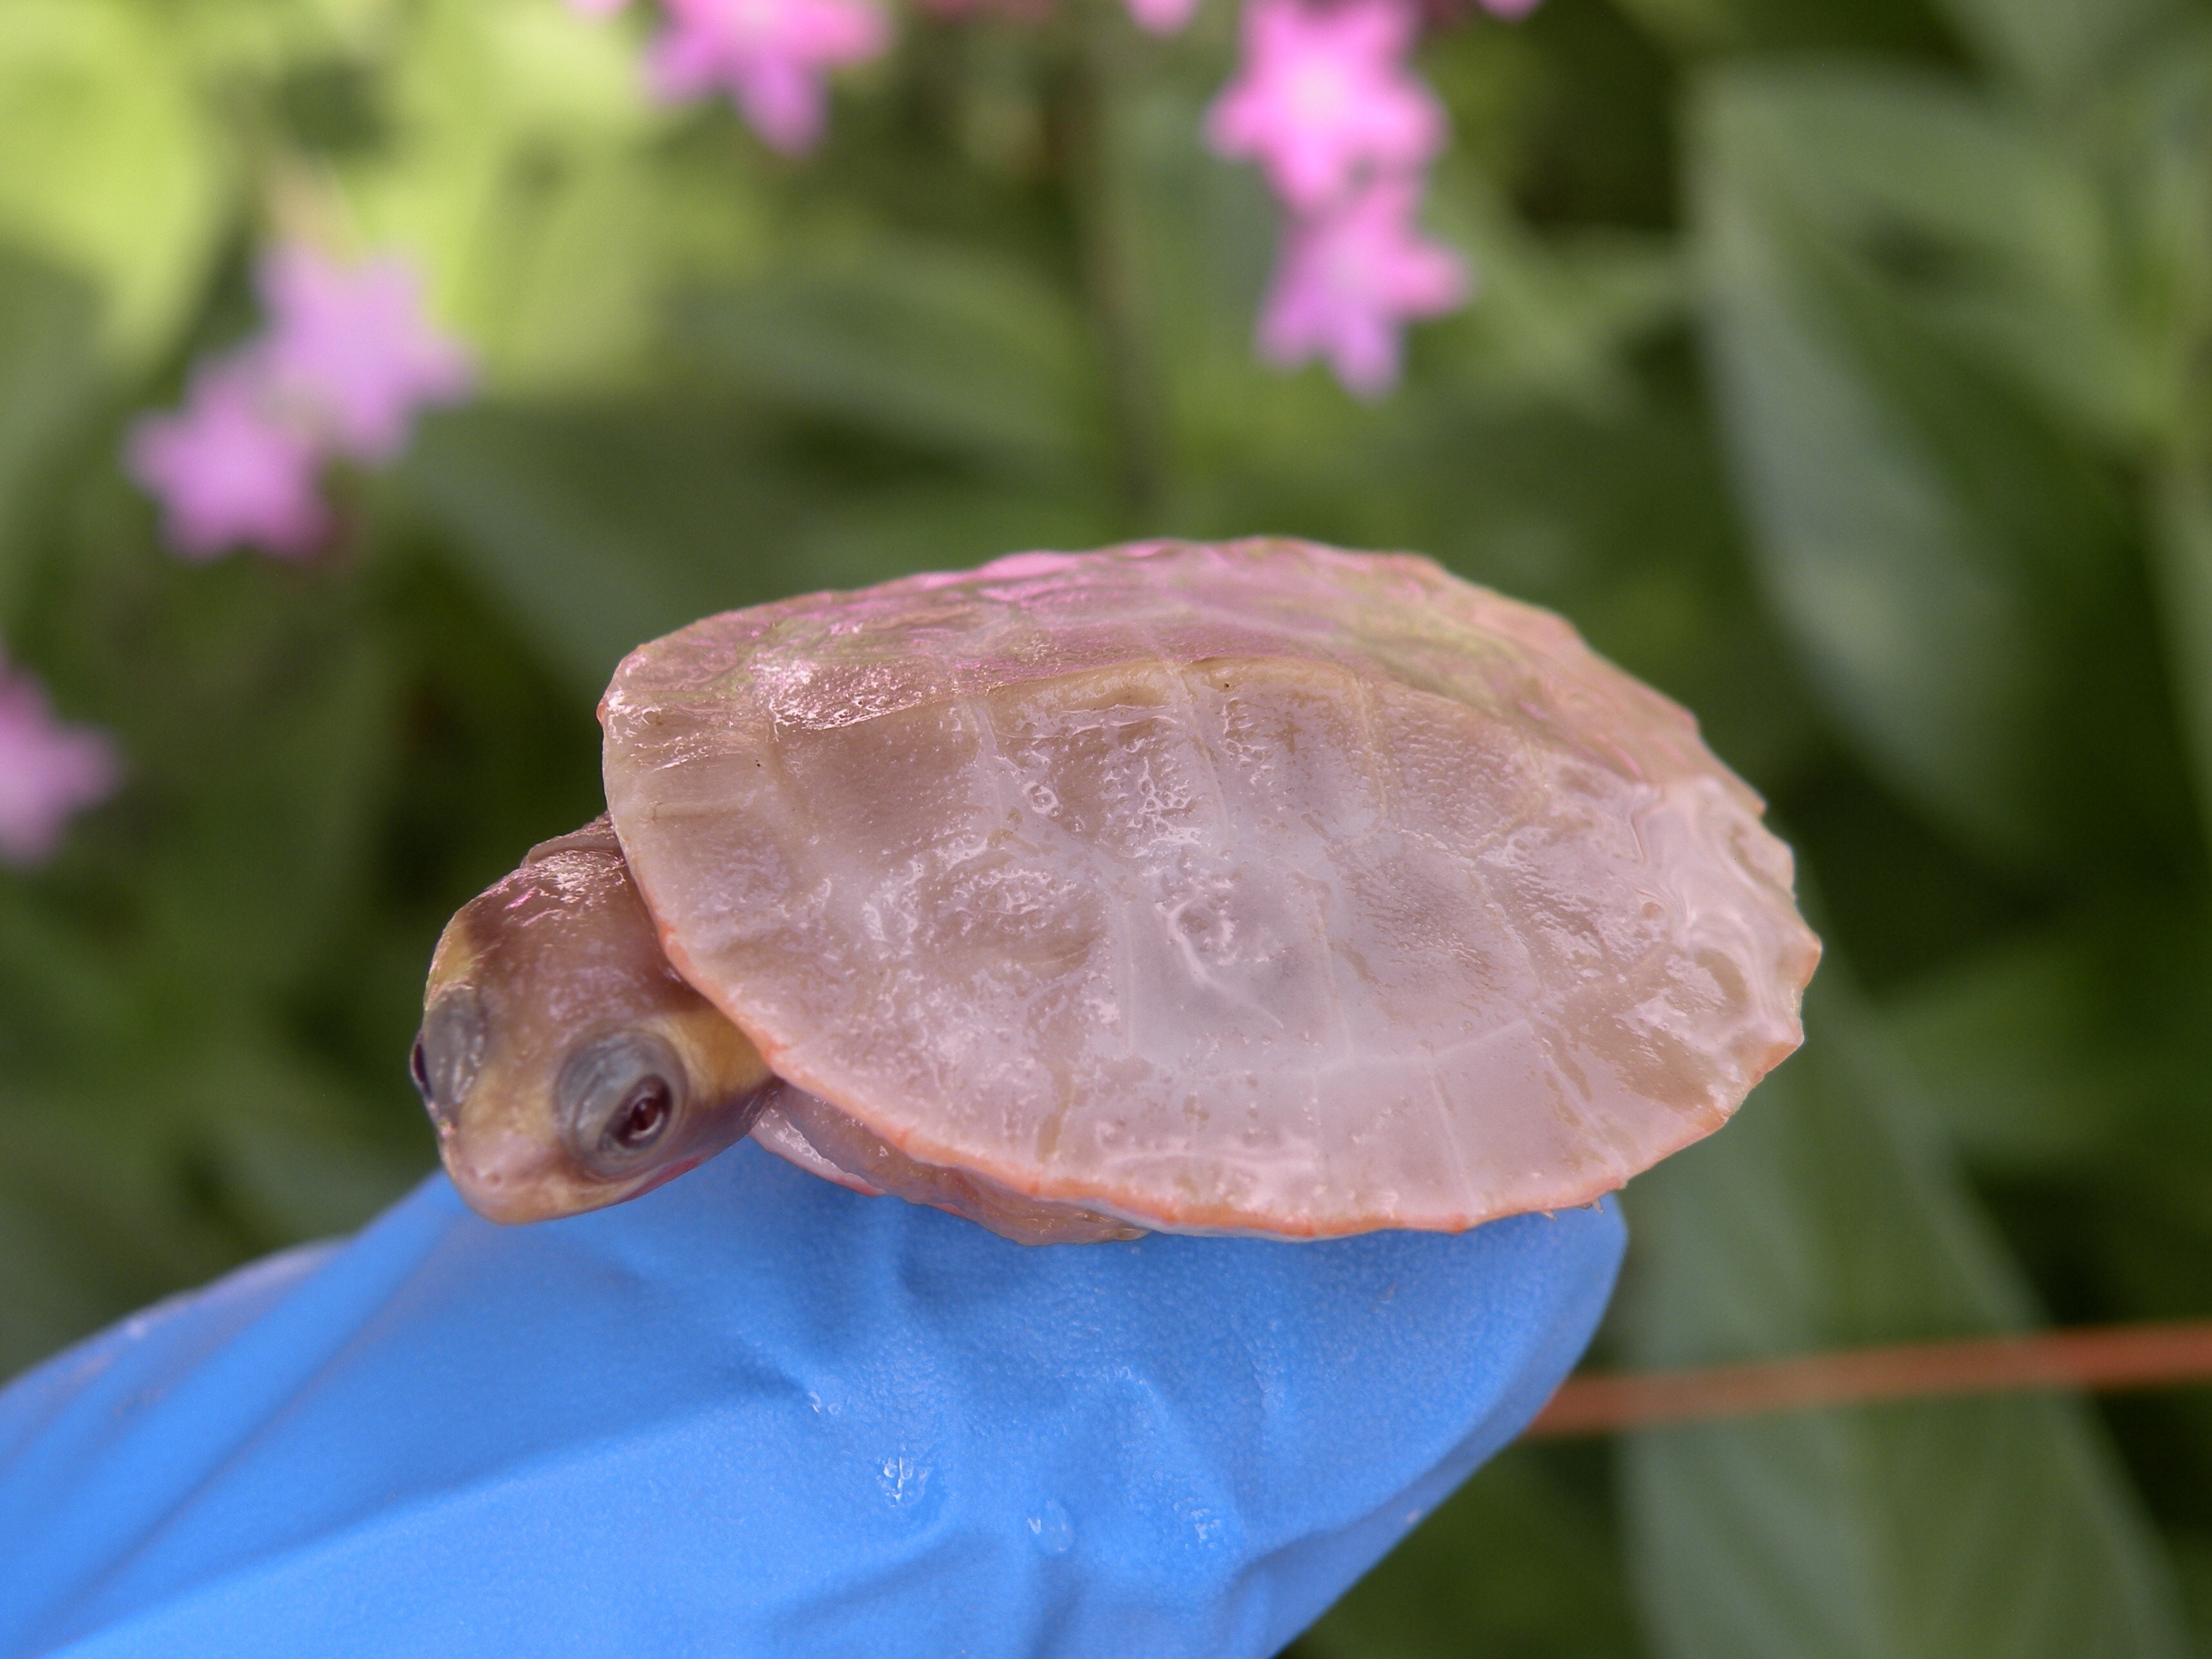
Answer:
414, 539, 1819, 1244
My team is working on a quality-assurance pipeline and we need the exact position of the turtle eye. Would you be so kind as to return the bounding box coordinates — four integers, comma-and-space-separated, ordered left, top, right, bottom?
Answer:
558, 1031, 688, 1177
609, 1075, 673, 1150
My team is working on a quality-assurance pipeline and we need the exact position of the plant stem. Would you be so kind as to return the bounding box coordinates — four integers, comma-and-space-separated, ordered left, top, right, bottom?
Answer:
2147, 88, 2212, 865
1526, 1319, 2212, 1437
1056, 0, 1170, 526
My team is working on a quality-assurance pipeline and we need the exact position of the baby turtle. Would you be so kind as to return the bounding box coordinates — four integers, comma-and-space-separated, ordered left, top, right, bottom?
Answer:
415, 539, 1819, 1244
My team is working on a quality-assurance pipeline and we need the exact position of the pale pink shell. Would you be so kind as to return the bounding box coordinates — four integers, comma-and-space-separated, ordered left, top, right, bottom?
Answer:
601, 539, 1819, 1238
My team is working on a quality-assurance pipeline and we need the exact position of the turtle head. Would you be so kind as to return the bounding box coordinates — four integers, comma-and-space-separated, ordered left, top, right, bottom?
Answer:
414, 816, 776, 1223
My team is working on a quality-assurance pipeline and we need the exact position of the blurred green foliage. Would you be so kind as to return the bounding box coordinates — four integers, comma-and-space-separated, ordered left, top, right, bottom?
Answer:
2, 0, 2210, 1650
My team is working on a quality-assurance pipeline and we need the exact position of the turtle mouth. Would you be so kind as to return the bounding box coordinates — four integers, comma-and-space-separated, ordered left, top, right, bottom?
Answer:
628, 1155, 706, 1200
443, 1127, 694, 1224
444, 1126, 578, 1223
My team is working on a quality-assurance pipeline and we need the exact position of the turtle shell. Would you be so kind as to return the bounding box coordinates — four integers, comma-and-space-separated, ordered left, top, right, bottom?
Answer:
600, 539, 1819, 1239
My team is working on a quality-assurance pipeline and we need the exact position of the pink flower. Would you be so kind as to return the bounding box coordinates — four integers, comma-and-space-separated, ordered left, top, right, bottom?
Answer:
127, 245, 471, 561
1125, 0, 1198, 33
127, 362, 330, 560
1205, 0, 1445, 212
1256, 173, 1468, 397
0, 661, 121, 867
648, 0, 890, 153
257, 247, 474, 466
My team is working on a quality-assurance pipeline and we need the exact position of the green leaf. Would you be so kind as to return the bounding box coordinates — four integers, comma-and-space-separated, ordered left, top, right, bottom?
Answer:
132, 593, 398, 1005
0, 242, 103, 626
1750, 58, 2212, 459
2156, 453, 2212, 848
2149, 50, 2212, 849
1879, 900, 2212, 1173
0, 1073, 245, 1382
1722, 72, 2156, 444
679, 242, 1100, 479
1932, 0, 2184, 104
0, 1137, 193, 1383
1620, 980, 2190, 1659
1608, 0, 1953, 54
1690, 65, 2182, 873
0, 1016, 430, 1383
11, 522, 402, 1020
1426, 169, 1686, 417
791, 477, 1121, 593
167, 1028, 431, 1245
404, 398, 1123, 696
1216, 384, 1822, 792
1293, 1444, 1639, 1659
398, 402, 817, 692
0, 0, 229, 363
342, 0, 759, 391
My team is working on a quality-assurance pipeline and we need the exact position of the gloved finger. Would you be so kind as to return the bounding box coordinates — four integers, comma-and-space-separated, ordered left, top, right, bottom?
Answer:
0, 1138, 1623, 1659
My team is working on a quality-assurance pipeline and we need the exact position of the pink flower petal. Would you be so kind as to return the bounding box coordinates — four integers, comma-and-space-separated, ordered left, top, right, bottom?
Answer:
1205, 0, 1445, 213
648, 23, 728, 99
125, 245, 466, 561
649, 0, 890, 153
1255, 172, 1469, 398
127, 362, 330, 560
256, 247, 474, 466
0, 662, 121, 867
733, 52, 831, 151
1125, 0, 1199, 33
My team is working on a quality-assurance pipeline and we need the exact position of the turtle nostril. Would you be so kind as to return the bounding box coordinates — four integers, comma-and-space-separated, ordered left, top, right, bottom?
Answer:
410, 1036, 435, 1106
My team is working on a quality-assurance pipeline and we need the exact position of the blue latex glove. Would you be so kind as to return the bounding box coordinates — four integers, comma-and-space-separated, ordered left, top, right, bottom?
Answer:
0, 1139, 1622, 1659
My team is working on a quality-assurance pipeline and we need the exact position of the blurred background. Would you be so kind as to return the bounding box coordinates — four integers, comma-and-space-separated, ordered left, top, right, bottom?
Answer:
3, 0, 2211, 1651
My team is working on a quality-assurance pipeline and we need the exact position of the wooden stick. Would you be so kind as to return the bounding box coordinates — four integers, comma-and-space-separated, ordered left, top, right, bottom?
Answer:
1525, 1319, 2212, 1437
